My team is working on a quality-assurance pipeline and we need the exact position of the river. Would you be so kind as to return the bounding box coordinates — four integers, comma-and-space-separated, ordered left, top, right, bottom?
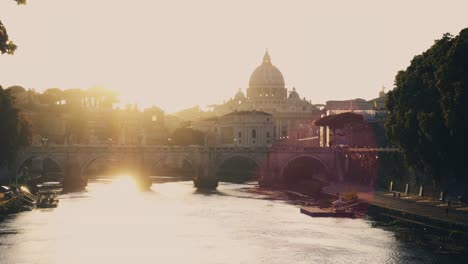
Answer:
0, 177, 461, 264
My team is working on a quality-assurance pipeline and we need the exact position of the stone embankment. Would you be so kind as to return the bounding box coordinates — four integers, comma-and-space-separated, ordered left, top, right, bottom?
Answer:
366, 193, 468, 232
325, 183, 467, 221
323, 182, 468, 251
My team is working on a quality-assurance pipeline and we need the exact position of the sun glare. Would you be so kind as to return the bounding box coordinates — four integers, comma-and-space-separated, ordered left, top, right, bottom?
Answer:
113, 174, 139, 190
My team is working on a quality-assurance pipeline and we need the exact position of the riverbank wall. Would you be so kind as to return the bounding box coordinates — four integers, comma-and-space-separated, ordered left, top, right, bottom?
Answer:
368, 203, 468, 231
367, 203, 468, 248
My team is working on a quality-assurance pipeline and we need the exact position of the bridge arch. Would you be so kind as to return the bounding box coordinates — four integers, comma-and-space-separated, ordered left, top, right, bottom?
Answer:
149, 154, 196, 179
80, 153, 116, 179
16, 153, 65, 181
279, 154, 331, 191
215, 154, 263, 183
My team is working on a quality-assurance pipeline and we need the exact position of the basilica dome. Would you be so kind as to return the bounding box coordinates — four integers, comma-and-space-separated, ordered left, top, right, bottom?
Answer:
234, 88, 246, 100
248, 51, 285, 89
288, 87, 300, 100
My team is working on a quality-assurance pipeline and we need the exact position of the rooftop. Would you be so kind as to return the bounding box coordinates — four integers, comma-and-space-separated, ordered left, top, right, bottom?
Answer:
223, 110, 272, 117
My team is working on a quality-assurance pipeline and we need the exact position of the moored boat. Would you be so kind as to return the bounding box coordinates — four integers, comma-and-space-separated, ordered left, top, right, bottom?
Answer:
37, 191, 59, 208
36, 182, 62, 208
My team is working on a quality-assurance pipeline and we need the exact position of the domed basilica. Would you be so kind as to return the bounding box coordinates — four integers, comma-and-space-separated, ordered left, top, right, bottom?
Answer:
211, 50, 321, 142
214, 50, 318, 114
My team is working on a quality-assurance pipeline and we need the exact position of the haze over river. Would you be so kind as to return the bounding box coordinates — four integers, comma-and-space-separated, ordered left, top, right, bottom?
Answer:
0, 178, 459, 264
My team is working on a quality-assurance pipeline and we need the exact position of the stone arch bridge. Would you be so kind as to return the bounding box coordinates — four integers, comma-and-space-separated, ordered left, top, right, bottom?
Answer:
15, 145, 392, 191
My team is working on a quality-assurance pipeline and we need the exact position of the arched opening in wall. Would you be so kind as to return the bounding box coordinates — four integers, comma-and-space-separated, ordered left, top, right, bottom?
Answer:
78, 156, 152, 191
83, 156, 120, 180
16, 156, 64, 185
151, 157, 195, 182
281, 156, 328, 194
216, 156, 260, 183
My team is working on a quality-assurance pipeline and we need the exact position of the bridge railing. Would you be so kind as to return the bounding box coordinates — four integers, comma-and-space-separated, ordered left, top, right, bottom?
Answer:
346, 147, 400, 152
22, 145, 399, 155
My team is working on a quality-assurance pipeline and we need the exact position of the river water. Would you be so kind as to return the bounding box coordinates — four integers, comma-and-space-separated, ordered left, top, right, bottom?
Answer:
0, 178, 460, 264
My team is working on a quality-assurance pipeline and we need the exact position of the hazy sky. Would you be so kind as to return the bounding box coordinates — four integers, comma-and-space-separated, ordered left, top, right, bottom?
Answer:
1, 0, 467, 112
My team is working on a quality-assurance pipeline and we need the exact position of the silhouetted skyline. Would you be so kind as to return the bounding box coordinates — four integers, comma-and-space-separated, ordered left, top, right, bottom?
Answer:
1, 0, 467, 112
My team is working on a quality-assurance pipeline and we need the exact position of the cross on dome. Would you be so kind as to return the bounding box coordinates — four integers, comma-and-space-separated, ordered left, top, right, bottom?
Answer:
263, 49, 271, 64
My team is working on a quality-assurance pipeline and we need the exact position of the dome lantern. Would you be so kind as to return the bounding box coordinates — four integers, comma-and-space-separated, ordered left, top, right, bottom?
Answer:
288, 87, 300, 100
234, 88, 246, 101
263, 49, 271, 64
248, 50, 285, 90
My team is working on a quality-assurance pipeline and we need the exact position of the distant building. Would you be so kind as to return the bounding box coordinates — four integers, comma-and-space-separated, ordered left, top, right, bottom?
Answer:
207, 51, 322, 145
320, 89, 389, 147
143, 107, 168, 145
193, 110, 274, 147
116, 107, 143, 145
27, 111, 68, 145
325, 98, 372, 111
164, 115, 185, 134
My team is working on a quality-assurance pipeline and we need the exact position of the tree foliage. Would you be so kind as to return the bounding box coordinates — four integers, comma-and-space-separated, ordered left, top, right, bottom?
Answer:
0, 86, 34, 168
386, 28, 468, 189
169, 128, 205, 146
314, 112, 364, 134
0, 0, 27, 55
4, 86, 120, 145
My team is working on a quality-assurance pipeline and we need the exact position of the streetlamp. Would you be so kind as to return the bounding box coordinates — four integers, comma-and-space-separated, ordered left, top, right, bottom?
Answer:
167, 138, 172, 146
41, 137, 49, 147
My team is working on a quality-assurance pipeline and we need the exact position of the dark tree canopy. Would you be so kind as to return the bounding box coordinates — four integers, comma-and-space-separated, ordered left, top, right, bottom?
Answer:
169, 128, 205, 146
0, 86, 34, 168
314, 112, 364, 134
0, 0, 27, 55
386, 28, 468, 190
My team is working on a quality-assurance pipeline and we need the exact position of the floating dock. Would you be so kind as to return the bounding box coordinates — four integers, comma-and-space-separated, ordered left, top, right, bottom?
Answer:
300, 206, 355, 218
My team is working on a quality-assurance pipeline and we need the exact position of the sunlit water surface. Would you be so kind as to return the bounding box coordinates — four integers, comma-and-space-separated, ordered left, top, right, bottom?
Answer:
0, 178, 459, 264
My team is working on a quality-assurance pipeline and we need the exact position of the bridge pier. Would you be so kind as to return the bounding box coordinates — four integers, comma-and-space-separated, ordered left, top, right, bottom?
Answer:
193, 151, 218, 189
193, 168, 218, 189
135, 161, 152, 190
258, 152, 276, 187
259, 167, 279, 187
334, 151, 346, 182
63, 159, 86, 192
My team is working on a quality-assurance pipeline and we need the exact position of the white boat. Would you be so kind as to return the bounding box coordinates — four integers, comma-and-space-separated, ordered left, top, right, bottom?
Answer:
37, 182, 63, 193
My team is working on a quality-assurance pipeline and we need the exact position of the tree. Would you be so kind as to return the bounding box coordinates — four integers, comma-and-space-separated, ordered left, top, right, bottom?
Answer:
86, 87, 119, 109
42, 88, 63, 105
0, 0, 27, 55
0, 86, 34, 169
385, 28, 468, 191
62, 88, 83, 107
169, 128, 205, 146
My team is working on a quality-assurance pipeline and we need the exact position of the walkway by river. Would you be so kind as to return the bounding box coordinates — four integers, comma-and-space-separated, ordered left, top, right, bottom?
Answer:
0, 179, 464, 264
324, 183, 468, 227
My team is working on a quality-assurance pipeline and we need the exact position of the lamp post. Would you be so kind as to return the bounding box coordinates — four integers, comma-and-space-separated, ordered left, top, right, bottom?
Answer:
41, 137, 49, 147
